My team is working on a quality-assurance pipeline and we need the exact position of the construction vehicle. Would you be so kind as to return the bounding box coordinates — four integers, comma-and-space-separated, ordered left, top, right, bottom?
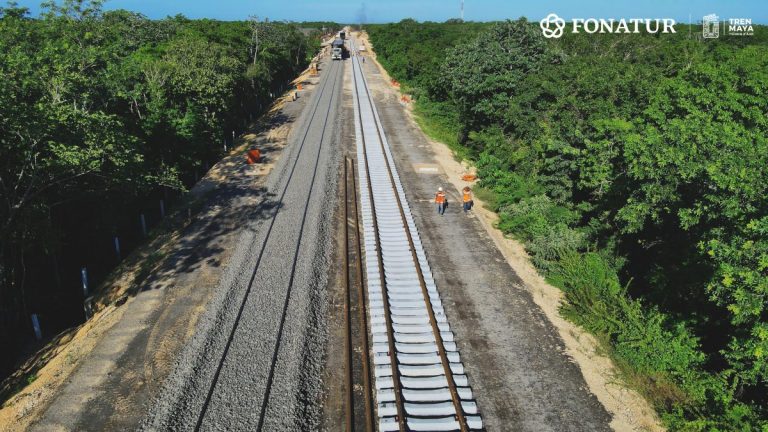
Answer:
331, 38, 345, 60
339, 30, 346, 40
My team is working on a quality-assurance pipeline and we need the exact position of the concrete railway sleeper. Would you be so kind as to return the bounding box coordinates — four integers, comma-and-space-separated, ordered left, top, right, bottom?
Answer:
350, 40, 484, 432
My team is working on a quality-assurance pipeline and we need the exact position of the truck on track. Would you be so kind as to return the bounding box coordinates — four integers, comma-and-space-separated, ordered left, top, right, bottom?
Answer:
331, 38, 345, 60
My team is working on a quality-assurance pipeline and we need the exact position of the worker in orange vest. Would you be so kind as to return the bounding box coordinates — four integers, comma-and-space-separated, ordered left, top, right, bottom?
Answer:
462, 186, 473, 213
435, 187, 447, 215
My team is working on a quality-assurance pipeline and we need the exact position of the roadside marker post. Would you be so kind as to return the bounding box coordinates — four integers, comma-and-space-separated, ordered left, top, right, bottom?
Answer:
84, 297, 94, 320
81, 267, 89, 297
140, 214, 147, 237
114, 236, 121, 261
30, 314, 42, 340
160, 199, 166, 218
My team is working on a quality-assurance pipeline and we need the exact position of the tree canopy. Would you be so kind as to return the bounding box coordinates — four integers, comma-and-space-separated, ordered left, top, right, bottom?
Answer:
369, 18, 768, 429
0, 0, 328, 383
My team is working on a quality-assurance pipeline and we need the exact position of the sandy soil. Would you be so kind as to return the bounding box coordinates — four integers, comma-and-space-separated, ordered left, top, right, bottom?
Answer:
357, 31, 664, 432
0, 62, 323, 432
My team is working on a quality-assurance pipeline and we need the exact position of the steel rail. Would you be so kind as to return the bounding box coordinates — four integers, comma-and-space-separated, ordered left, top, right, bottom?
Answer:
345, 156, 376, 432
351, 44, 468, 432
344, 157, 354, 431
194, 59, 343, 431
254, 58, 343, 431
351, 158, 377, 432
352, 50, 408, 432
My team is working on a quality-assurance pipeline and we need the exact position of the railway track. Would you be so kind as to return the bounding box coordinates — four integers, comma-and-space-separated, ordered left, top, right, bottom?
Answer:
349, 41, 484, 432
343, 156, 376, 432
188, 58, 344, 431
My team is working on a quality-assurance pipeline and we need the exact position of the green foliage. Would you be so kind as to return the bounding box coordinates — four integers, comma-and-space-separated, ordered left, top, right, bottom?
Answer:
366, 19, 490, 99
370, 18, 768, 428
707, 217, 768, 387
441, 19, 562, 135
0, 0, 318, 378
498, 195, 577, 242
410, 98, 464, 156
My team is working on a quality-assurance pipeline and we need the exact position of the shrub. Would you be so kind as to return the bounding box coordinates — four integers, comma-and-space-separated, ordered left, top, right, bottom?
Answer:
497, 195, 578, 242
527, 223, 587, 269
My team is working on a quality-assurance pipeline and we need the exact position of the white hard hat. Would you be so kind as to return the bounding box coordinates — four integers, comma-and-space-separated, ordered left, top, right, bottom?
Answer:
438, 187, 443, 192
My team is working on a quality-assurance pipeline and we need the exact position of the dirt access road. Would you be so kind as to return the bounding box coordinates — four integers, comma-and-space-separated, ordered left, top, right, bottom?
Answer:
333, 32, 663, 431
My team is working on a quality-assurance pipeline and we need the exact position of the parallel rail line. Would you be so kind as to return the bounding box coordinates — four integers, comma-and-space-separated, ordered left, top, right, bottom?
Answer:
193, 59, 343, 431
344, 156, 376, 432
350, 41, 483, 431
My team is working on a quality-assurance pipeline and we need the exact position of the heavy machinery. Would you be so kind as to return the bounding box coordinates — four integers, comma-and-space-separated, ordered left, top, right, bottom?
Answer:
331, 38, 345, 60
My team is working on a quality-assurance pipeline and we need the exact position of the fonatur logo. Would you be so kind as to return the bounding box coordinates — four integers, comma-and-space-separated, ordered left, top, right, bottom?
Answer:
540, 13, 566, 38
540, 13, 677, 38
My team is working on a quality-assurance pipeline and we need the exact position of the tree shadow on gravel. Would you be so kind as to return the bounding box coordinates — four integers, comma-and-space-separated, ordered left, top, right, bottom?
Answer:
124, 108, 298, 297
129, 170, 284, 297
0, 98, 303, 408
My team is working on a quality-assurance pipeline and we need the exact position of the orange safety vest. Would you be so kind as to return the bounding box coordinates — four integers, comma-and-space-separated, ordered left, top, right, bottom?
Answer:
462, 190, 472, 202
435, 192, 446, 204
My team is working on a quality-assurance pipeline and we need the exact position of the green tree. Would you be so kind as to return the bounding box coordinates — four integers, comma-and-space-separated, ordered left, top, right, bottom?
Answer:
441, 19, 560, 142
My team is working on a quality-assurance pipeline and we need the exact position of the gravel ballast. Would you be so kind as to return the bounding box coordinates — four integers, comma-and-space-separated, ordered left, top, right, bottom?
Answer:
140, 59, 344, 432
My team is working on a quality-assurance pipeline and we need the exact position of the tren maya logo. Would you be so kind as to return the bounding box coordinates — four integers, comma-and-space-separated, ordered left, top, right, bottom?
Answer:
702, 13, 755, 38
540, 13, 676, 38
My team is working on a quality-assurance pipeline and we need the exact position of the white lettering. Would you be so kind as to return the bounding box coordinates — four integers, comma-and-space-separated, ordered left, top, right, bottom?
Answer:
663, 18, 676, 33
730, 18, 752, 25
730, 25, 755, 33
615, 19, 629, 33
599, 18, 615, 33
572, 18, 585, 33
557, 15, 681, 36
646, 19, 660, 33
584, 18, 599, 33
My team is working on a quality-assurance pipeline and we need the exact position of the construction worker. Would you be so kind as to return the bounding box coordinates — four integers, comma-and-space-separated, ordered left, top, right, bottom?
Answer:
462, 186, 473, 213
435, 187, 447, 215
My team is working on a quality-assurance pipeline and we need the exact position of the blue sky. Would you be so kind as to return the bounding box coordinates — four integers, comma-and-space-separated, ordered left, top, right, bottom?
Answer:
10, 0, 768, 24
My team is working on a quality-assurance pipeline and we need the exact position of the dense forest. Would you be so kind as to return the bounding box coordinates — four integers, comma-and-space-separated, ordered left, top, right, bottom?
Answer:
0, 0, 333, 382
369, 19, 768, 430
